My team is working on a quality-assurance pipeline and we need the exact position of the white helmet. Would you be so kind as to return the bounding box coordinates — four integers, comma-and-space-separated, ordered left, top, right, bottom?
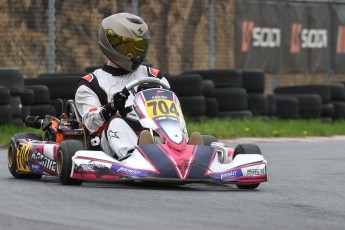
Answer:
99, 13, 150, 72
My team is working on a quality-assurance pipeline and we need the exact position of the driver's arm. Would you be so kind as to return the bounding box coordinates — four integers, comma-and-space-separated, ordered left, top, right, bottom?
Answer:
75, 85, 106, 134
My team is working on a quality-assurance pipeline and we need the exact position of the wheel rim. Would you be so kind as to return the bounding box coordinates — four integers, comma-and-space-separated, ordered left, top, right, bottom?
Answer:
56, 150, 63, 175
8, 145, 15, 168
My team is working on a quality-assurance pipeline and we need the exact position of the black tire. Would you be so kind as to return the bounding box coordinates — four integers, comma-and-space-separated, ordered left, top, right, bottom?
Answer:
267, 94, 277, 117
8, 133, 43, 179
247, 94, 269, 116
234, 143, 262, 158
275, 95, 299, 119
329, 83, 345, 101
322, 103, 334, 117
202, 135, 218, 146
9, 96, 22, 119
57, 140, 84, 185
332, 101, 345, 119
19, 89, 35, 105
234, 143, 262, 190
0, 104, 12, 125
237, 183, 260, 189
24, 85, 50, 104
215, 87, 247, 111
205, 97, 218, 118
25, 74, 81, 99
167, 74, 203, 96
10, 118, 25, 127
241, 70, 265, 94
217, 110, 253, 119
274, 85, 331, 103
202, 80, 215, 97
0, 86, 10, 105
179, 96, 206, 116
0, 68, 24, 94
30, 104, 55, 118
21, 106, 31, 121
280, 94, 322, 119
182, 69, 242, 88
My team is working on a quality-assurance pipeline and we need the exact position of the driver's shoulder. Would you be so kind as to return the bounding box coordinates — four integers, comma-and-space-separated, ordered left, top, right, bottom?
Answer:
135, 65, 164, 79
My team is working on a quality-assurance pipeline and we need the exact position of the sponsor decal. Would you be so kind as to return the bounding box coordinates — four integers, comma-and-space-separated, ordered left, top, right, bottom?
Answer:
30, 164, 43, 173
111, 165, 148, 177
247, 168, 265, 176
31, 150, 56, 172
16, 143, 31, 172
337, 25, 345, 54
220, 169, 243, 180
77, 164, 108, 171
117, 167, 142, 176
290, 23, 328, 53
108, 130, 120, 139
241, 21, 281, 52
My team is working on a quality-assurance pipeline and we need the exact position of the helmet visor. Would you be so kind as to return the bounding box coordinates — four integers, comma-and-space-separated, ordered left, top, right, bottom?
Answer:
105, 29, 149, 61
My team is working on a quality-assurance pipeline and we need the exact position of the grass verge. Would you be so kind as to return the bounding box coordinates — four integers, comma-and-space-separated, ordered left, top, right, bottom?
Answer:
1, 117, 345, 147
0, 125, 44, 148
186, 117, 345, 139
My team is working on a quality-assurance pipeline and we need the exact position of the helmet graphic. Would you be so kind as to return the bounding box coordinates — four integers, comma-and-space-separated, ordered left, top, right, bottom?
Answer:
99, 13, 149, 72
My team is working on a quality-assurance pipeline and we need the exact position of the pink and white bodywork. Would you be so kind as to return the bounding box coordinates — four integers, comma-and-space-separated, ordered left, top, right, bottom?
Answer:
70, 78, 268, 186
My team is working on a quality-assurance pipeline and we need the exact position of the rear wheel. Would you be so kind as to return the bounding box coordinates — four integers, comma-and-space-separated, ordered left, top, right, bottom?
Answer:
234, 144, 262, 190
8, 133, 43, 179
57, 140, 84, 185
202, 135, 218, 146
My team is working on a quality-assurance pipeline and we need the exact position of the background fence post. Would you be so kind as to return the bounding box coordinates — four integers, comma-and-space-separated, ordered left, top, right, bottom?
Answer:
48, 0, 56, 73
132, 0, 139, 15
209, 0, 215, 69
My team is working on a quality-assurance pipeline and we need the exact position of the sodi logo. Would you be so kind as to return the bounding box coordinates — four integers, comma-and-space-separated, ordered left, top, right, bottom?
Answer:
240, 21, 328, 53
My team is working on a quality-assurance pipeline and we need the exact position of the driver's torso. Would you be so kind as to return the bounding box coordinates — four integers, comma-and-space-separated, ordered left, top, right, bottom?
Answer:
75, 64, 164, 133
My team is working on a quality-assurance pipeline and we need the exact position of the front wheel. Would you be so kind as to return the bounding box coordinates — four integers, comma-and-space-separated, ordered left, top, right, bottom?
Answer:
8, 133, 43, 179
236, 183, 260, 189
234, 143, 262, 190
56, 140, 84, 185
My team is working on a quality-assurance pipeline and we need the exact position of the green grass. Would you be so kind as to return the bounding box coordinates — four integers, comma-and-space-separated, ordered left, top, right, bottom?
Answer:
1, 118, 345, 147
186, 117, 345, 139
0, 125, 44, 148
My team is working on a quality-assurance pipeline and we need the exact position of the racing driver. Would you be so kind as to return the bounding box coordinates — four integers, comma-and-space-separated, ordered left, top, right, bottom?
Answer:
75, 13, 171, 160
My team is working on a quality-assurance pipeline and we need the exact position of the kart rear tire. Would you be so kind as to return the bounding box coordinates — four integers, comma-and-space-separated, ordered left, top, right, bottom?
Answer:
234, 144, 262, 190
202, 135, 218, 146
8, 133, 43, 179
57, 140, 84, 185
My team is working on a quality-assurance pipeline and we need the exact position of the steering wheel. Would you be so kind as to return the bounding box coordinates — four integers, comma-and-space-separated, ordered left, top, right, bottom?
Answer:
120, 77, 170, 121
121, 77, 170, 96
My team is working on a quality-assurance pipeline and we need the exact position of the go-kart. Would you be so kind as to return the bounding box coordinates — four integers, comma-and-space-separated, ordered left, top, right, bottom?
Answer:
8, 77, 267, 189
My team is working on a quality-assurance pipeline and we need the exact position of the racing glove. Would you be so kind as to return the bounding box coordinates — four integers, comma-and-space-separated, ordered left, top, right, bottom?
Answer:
100, 91, 130, 122
113, 91, 131, 118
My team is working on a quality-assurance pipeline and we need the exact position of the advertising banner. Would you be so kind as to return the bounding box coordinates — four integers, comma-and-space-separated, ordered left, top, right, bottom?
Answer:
332, 5, 345, 73
235, 1, 330, 73
235, 1, 280, 73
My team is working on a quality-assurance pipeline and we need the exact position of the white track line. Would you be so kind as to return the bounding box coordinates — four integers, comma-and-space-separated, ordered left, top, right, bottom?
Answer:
220, 136, 345, 143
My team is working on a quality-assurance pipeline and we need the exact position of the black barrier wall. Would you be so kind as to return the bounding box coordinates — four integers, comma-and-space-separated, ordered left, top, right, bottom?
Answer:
235, 0, 345, 74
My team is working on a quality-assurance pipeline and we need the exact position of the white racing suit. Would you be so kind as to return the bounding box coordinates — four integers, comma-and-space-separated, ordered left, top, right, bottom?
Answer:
75, 64, 170, 159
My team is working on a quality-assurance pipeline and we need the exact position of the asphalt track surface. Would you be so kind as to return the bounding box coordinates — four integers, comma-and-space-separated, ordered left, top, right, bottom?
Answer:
1, 138, 345, 230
